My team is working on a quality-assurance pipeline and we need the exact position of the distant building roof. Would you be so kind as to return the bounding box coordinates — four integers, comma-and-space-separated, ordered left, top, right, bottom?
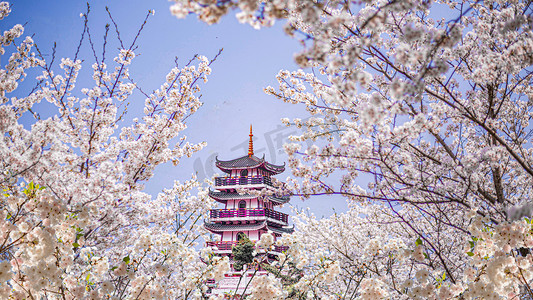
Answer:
215, 154, 285, 174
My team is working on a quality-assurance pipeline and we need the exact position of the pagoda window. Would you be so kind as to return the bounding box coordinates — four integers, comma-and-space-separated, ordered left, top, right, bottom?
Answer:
240, 169, 248, 177
238, 200, 246, 209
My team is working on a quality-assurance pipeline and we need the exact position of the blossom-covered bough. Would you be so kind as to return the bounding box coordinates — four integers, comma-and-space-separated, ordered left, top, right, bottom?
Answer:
170, 0, 533, 298
0, 3, 232, 299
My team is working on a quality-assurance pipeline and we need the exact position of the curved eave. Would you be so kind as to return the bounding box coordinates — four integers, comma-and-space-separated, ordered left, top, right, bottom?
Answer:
204, 221, 268, 234
208, 190, 289, 205
215, 154, 285, 174
216, 162, 264, 174
263, 162, 286, 174
208, 190, 258, 202
215, 155, 265, 173
268, 195, 291, 205
268, 224, 295, 235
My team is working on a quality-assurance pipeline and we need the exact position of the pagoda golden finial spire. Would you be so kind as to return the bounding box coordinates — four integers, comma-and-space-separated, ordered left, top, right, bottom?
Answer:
248, 125, 254, 157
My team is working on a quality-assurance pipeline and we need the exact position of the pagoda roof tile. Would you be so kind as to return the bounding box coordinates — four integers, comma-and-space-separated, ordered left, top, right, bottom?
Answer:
215, 154, 285, 174
204, 221, 294, 234
204, 221, 268, 233
268, 225, 295, 235
208, 190, 290, 205
208, 190, 256, 201
267, 195, 291, 205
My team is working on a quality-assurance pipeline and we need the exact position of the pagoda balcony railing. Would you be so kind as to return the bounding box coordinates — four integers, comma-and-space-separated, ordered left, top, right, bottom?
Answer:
206, 241, 289, 253
210, 208, 288, 223
206, 241, 236, 251
214, 175, 273, 188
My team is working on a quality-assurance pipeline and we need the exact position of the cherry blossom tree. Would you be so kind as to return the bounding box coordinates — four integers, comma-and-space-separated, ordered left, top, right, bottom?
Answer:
0, 3, 231, 299
170, 0, 533, 298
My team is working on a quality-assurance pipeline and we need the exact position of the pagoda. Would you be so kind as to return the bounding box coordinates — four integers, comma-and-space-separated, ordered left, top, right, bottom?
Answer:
205, 126, 293, 295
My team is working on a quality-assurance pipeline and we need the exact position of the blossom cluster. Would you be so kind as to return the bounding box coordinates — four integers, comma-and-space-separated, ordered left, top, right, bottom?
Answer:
0, 3, 224, 299
172, 0, 533, 298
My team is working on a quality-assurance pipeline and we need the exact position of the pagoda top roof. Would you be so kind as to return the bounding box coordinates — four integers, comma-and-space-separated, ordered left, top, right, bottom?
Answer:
215, 154, 285, 174
208, 190, 290, 205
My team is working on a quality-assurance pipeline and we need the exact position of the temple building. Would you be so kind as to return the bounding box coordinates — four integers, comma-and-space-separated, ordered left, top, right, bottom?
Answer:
205, 126, 293, 295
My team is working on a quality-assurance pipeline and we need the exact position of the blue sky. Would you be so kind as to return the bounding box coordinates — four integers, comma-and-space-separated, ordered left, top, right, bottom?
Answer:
3, 0, 348, 217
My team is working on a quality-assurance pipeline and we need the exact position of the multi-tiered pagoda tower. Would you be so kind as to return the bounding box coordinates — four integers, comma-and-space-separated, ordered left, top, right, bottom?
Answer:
205, 126, 293, 295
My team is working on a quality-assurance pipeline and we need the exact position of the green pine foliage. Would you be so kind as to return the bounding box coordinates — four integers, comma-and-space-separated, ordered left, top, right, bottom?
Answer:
232, 235, 254, 271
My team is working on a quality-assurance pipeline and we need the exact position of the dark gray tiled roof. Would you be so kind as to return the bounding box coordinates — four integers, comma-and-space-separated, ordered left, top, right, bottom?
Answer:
267, 195, 291, 205
208, 190, 257, 200
216, 154, 285, 174
205, 221, 268, 233
269, 225, 295, 234
204, 221, 294, 234
208, 190, 290, 205
216, 155, 264, 168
